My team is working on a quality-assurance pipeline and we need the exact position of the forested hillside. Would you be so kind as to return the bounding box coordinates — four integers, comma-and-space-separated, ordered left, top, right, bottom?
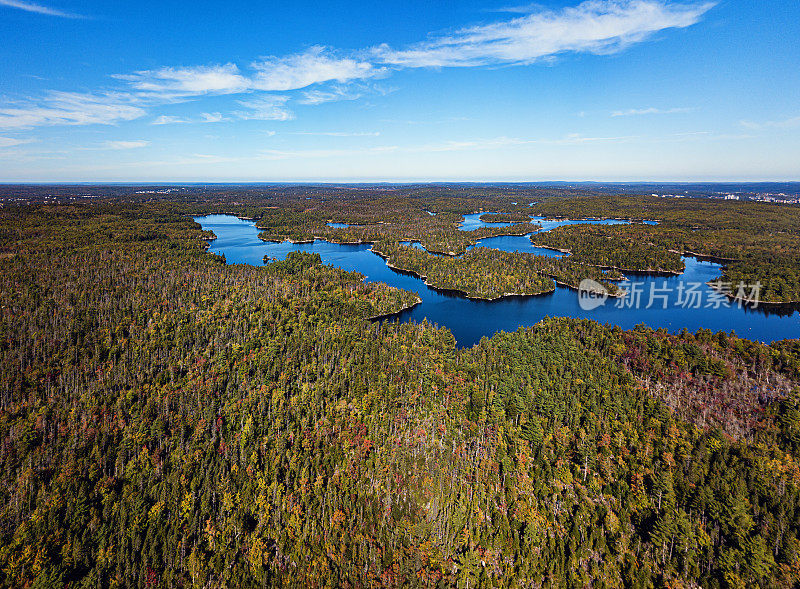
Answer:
1, 196, 800, 588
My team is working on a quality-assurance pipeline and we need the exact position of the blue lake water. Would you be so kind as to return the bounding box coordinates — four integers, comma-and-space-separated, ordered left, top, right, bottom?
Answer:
197, 214, 800, 347
460, 213, 655, 255
530, 216, 634, 231
459, 213, 515, 231
400, 236, 565, 257
460, 213, 655, 232
327, 222, 363, 228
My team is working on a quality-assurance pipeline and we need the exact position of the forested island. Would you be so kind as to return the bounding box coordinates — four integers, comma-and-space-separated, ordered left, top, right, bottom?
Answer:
1, 185, 800, 588
370, 242, 624, 300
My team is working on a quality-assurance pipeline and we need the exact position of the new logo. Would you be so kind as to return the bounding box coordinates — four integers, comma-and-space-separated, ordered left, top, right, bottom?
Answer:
578, 279, 609, 311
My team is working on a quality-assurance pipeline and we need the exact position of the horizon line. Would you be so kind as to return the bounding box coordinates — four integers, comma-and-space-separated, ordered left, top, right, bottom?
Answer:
1, 180, 800, 186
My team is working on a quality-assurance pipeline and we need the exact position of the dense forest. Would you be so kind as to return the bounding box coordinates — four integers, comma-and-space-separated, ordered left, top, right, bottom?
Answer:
1, 188, 800, 588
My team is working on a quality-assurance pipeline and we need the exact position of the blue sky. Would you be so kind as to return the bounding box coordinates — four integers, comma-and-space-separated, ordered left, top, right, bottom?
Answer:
0, 0, 798, 181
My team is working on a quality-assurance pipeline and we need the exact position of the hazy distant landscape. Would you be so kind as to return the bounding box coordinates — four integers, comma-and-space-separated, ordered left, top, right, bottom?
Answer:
3, 182, 800, 205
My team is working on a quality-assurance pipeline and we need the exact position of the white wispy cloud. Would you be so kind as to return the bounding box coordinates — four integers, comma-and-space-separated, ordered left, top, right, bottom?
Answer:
0, 92, 146, 129
299, 85, 363, 105
200, 112, 226, 123
0, 0, 83, 18
115, 64, 249, 97
258, 145, 398, 160
251, 47, 377, 91
406, 136, 530, 152
289, 131, 381, 137
489, 3, 551, 14
740, 116, 800, 130
105, 49, 377, 116
660, 131, 753, 142
372, 0, 715, 67
552, 133, 637, 144
112, 49, 376, 99
103, 140, 149, 150
612, 106, 695, 116
235, 96, 294, 121
408, 134, 636, 151
151, 115, 189, 125
151, 112, 227, 125
379, 116, 472, 125
0, 136, 33, 148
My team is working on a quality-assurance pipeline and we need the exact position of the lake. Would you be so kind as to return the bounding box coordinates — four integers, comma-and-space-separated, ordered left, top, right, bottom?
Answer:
457, 212, 639, 233
196, 214, 800, 347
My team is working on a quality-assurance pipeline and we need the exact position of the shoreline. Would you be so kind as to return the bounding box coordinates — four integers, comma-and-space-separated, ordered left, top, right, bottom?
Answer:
548, 277, 625, 299
682, 250, 738, 264
372, 246, 557, 302
705, 280, 800, 308
606, 265, 682, 276
367, 296, 423, 321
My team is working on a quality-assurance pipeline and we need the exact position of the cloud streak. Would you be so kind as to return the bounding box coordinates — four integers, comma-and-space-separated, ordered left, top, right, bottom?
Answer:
0, 136, 33, 148
151, 115, 189, 125
612, 106, 695, 116
373, 0, 715, 67
151, 113, 227, 125
114, 48, 377, 100
251, 47, 378, 91
289, 131, 381, 137
235, 96, 294, 121
0, 92, 146, 129
115, 64, 249, 97
740, 116, 800, 130
103, 140, 149, 150
299, 85, 364, 105
0, 0, 83, 18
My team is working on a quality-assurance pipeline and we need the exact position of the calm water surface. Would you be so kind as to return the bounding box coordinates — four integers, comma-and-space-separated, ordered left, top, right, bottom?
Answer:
326, 222, 363, 228
459, 214, 653, 256
197, 214, 800, 346
459, 213, 515, 231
